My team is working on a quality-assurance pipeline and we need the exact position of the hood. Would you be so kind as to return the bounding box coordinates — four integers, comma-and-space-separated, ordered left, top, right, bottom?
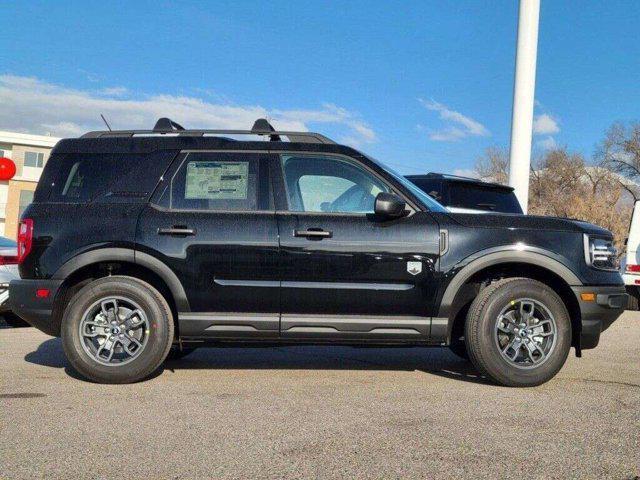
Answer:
444, 212, 612, 237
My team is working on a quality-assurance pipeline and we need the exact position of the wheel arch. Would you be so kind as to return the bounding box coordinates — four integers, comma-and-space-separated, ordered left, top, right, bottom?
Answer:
435, 249, 582, 349
49, 248, 189, 337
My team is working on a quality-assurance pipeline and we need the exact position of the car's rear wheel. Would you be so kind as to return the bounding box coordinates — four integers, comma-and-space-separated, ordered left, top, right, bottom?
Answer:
62, 276, 173, 383
465, 277, 571, 387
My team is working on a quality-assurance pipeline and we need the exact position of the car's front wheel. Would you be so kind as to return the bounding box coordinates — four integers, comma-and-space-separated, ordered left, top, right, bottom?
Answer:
465, 277, 571, 387
62, 276, 174, 384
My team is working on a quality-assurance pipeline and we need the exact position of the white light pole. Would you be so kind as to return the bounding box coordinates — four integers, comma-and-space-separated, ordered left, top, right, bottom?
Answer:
508, 0, 540, 214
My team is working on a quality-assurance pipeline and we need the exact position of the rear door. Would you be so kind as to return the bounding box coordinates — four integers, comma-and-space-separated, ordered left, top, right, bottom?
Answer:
273, 152, 441, 341
136, 151, 280, 339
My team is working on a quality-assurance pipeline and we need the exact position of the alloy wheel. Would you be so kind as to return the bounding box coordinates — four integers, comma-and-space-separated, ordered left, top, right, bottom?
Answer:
79, 296, 150, 366
494, 298, 557, 369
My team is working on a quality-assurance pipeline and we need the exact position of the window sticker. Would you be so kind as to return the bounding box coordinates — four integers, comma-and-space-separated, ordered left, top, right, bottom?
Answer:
185, 161, 249, 200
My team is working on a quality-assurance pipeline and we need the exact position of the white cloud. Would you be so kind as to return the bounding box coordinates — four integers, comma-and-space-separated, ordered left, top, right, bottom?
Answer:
98, 86, 129, 97
537, 136, 558, 150
428, 127, 468, 142
533, 113, 559, 135
418, 98, 490, 142
0, 75, 376, 146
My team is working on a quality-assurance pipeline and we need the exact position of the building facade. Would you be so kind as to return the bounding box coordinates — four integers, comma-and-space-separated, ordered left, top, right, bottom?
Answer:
0, 131, 60, 239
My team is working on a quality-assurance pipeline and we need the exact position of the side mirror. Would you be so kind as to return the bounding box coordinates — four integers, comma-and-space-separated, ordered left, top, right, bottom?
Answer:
374, 192, 407, 219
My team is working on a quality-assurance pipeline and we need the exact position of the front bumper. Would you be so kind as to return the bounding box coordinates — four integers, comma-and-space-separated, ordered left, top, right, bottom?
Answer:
571, 285, 627, 350
9, 279, 64, 336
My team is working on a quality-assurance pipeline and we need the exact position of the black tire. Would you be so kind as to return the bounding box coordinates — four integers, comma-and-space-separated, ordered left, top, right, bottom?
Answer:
448, 342, 470, 360
465, 277, 571, 387
166, 345, 196, 361
61, 276, 174, 384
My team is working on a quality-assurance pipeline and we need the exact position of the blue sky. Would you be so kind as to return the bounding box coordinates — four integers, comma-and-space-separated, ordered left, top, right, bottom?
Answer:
1, 0, 638, 174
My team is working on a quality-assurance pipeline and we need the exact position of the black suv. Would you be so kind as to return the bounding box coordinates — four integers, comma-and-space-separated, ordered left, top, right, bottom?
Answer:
10, 118, 626, 386
406, 173, 523, 214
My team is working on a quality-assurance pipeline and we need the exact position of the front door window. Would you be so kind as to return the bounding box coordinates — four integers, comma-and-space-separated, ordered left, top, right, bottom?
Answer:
281, 154, 389, 214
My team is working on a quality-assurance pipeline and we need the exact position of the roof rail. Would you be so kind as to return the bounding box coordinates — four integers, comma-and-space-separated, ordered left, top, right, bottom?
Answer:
80, 117, 336, 144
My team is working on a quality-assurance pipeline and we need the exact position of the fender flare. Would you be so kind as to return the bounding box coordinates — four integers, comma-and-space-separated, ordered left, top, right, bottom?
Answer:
437, 247, 582, 321
52, 247, 190, 311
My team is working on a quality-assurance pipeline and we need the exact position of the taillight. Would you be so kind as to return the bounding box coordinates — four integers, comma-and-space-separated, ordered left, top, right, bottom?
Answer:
17, 218, 34, 264
626, 264, 640, 274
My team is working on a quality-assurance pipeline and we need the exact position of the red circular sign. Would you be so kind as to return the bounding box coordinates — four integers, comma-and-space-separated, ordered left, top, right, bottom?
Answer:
0, 157, 16, 181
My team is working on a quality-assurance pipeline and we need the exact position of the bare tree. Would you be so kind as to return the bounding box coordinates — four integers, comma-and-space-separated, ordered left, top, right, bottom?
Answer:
474, 144, 632, 254
529, 149, 629, 253
475, 147, 509, 184
596, 121, 640, 200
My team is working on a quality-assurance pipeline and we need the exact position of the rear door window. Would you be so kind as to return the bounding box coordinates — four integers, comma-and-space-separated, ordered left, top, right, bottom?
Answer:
158, 152, 272, 211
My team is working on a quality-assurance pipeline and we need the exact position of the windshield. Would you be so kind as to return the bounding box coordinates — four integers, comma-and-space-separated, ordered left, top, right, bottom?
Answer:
366, 156, 448, 212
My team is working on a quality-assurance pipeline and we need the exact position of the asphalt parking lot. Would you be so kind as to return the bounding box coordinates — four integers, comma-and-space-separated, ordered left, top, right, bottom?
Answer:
2, 313, 639, 479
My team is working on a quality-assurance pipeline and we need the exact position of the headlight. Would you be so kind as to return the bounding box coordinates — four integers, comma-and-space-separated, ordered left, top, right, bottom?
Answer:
583, 234, 618, 271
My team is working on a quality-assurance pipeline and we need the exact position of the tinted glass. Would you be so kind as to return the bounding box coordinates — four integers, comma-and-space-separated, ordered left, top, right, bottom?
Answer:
57, 158, 126, 201
281, 154, 388, 213
448, 182, 522, 213
49, 152, 177, 203
363, 156, 447, 212
406, 178, 443, 202
167, 152, 270, 211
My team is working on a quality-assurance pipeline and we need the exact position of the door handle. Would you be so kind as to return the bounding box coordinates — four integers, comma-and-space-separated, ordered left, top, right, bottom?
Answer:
294, 229, 332, 239
158, 226, 196, 236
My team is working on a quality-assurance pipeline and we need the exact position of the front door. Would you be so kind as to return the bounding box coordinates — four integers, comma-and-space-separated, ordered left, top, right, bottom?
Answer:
136, 151, 280, 339
273, 152, 441, 341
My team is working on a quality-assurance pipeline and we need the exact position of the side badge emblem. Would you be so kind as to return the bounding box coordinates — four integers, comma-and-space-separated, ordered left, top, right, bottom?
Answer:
407, 261, 422, 276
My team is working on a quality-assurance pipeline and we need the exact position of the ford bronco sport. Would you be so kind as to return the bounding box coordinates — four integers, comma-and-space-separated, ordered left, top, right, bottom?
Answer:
10, 118, 626, 386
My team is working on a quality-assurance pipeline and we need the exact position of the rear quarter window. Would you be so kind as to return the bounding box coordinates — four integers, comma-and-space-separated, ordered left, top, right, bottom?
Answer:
48, 151, 178, 203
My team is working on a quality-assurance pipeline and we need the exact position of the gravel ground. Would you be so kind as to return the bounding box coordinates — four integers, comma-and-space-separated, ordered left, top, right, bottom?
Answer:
1, 312, 639, 479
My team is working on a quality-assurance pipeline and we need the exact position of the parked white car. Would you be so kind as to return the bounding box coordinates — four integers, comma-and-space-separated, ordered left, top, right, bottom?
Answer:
0, 236, 25, 327
621, 200, 640, 309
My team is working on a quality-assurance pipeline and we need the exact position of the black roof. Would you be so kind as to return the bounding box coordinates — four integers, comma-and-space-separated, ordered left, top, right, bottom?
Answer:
405, 172, 514, 191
